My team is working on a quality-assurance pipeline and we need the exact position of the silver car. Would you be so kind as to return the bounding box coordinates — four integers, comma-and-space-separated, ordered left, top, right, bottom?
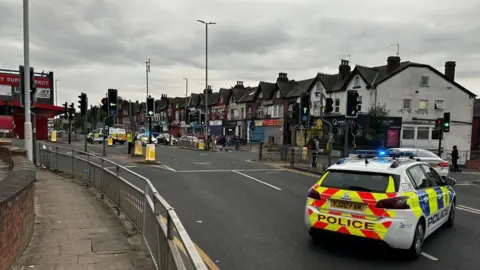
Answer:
388, 148, 449, 177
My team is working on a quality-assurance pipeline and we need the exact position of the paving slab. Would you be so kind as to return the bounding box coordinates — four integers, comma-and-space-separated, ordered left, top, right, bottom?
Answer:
13, 169, 155, 270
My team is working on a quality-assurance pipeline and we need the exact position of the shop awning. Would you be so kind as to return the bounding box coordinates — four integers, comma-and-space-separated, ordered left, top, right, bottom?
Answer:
0, 101, 64, 114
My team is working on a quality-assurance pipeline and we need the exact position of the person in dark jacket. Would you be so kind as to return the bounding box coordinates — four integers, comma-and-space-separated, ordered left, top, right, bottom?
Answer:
452, 145, 460, 172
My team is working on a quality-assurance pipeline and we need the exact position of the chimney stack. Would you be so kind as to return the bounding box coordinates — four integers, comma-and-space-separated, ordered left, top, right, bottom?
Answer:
277, 72, 289, 82
445, 61, 456, 81
235, 81, 244, 88
386, 56, 401, 73
338, 59, 351, 80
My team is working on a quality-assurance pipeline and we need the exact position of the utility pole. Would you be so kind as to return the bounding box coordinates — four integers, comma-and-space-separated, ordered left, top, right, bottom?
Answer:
183, 78, 188, 134
23, 0, 33, 162
197, 20, 216, 138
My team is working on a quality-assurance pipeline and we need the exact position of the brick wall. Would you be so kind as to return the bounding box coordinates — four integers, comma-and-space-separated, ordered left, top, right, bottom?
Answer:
0, 182, 35, 269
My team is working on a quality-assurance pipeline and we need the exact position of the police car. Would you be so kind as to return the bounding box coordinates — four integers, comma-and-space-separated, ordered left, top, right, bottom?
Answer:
304, 150, 457, 259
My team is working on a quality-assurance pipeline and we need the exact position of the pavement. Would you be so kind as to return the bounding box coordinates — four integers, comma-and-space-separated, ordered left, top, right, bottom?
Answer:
14, 169, 155, 270
29, 139, 480, 269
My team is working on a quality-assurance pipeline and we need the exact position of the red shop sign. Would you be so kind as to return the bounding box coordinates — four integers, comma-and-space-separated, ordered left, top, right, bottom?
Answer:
263, 119, 281, 126
0, 73, 51, 88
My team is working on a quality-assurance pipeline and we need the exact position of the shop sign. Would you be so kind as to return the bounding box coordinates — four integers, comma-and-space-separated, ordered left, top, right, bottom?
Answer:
263, 119, 283, 126
0, 73, 51, 88
254, 120, 263, 127
209, 120, 222, 126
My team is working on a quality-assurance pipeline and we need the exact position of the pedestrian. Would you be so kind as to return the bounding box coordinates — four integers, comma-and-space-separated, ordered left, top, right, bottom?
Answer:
451, 145, 461, 172
312, 137, 320, 168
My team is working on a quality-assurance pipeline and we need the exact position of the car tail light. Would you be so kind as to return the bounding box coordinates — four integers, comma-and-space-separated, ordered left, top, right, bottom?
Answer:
376, 196, 410, 209
439, 162, 449, 168
308, 188, 321, 200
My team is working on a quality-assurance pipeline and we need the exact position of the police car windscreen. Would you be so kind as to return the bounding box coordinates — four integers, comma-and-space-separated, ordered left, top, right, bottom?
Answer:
321, 170, 400, 193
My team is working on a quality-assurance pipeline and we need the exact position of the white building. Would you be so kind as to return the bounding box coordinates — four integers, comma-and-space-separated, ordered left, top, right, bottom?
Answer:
333, 57, 476, 153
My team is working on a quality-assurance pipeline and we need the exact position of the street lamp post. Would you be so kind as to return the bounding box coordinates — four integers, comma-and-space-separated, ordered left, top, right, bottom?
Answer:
145, 59, 151, 141
197, 20, 216, 138
55, 79, 60, 106
183, 78, 188, 134
146, 59, 151, 97
23, 0, 33, 162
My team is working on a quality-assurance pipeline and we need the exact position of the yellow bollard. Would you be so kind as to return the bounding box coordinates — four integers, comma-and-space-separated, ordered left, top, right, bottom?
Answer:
302, 147, 308, 160
198, 140, 205, 150
107, 136, 113, 146
134, 140, 143, 156
51, 130, 57, 142
145, 144, 155, 161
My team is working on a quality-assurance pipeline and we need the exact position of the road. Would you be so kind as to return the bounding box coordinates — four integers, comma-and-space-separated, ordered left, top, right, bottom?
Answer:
36, 140, 480, 269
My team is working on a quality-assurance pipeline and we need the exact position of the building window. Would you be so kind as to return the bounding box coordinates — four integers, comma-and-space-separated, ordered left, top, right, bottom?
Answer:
402, 128, 414, 139
420, 76, 429, 87
334, 98, 340, 113
259, 93, 263, 99
276, 91, 280, 98
357, 96, 362, 112
353, 77, 360, 88
313, 101, 321, 116
418, 100, 428, 110
230, 109, 234, 119
417, 127, 429, 140
277, 104, 284, 118
241, 108, 244, 118
434, 100, 444, 110
257, 107, 264, 118
402, 99, 411, 109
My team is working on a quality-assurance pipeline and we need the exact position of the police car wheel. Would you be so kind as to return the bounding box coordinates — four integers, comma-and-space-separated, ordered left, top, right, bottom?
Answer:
407, 221, 425, 260
445, 201, 455, 228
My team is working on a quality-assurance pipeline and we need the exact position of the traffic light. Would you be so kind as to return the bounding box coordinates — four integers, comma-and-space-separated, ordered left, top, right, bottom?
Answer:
19, 66, 36, 108
69, 103, 75, 120
292, 103, 299, 125
146, 96, 155, 117
435, 118, 443, 131
63, 102, 68, 119
200, 113, 205, 123
300, 93, 310, 123
324, 98, 334, 114
192, 111, 199, 122
107, 89, 118, 116
185, 108, 191, 124
30, 67, 36, 92
92, 106, 98, 122
443, 112, 450, 132
78, 93, 87, 116
345, 90, 360, 118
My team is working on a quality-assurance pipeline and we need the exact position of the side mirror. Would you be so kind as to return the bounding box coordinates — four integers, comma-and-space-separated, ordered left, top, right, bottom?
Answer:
442, 176, 456, 186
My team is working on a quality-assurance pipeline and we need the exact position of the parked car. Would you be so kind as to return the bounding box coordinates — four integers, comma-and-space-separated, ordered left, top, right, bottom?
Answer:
156, 133, 178, 145
388, 148, 449, 177
140, 134, 158, 146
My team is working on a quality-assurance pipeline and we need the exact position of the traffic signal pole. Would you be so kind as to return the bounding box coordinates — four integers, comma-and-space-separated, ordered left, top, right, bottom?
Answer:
438, 120, 443, 157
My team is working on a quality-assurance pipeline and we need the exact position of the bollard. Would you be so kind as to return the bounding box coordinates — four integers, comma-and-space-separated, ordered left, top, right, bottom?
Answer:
258, 141, 263, 160
51, 130, 57, 142
145, 144, 155, 161
134, 140, 143, 156
108, 136, 113, 146
291, 148, 295, 167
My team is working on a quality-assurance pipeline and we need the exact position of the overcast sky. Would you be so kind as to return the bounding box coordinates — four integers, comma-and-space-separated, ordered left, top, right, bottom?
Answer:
0, 0, 478, 106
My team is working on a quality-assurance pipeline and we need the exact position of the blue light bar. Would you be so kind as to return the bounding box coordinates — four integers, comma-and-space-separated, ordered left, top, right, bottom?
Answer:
349, 149, 417, 158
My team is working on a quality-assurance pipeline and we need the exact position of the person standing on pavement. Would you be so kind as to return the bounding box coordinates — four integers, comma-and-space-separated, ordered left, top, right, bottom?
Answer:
311, 137, 320, 168
452, 145, 461, 172
127, 132, 133, 154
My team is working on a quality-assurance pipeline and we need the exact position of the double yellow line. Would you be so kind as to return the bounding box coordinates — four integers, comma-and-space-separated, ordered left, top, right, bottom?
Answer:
160, 217, 219, 270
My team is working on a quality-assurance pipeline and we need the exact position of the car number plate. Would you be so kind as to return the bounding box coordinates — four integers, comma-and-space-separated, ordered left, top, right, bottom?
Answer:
330, 200, 364, 211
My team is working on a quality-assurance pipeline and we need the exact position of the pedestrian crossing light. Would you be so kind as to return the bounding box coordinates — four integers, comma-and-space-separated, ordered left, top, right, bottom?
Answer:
146, 96, 155, 118
300, 93, 310, 124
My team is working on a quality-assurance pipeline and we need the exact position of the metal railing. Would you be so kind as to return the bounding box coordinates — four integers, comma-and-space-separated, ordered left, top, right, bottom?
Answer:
37, 142, 207, 270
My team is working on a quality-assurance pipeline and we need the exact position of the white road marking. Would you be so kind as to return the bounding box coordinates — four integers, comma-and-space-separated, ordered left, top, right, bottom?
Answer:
232, 170, 282, 191
421, 252, 438, 261
456, 184, 474, 186
457, 205, 480, 214
177, 169, 283, 173
105, 166, 137, 169
152, 165, 177, 172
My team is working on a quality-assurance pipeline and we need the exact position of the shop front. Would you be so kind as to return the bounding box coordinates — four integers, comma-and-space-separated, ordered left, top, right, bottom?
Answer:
321, 114, 402, 150
191, 123, 203, 134
169, 121, 181, 137
209, 120, 223, 136
10, 102, 64, 140
224, 121, 237, 136
249, 120, 264, 142
263, 119, 283, 145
